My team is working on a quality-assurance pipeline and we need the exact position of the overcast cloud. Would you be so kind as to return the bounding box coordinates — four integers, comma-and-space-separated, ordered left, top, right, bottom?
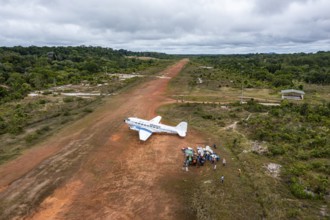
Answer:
0, 0, 329, 54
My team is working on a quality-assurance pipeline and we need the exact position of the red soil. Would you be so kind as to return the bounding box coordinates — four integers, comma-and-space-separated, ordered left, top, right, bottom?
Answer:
0, 59, 207, 219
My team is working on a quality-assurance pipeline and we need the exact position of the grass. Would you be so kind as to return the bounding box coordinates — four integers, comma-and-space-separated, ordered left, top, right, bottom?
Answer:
0, 97, 103, 165
303, 84, 330, 104
170, 61, 330, 105
159, 61, 330, 219
158, 102, 329, 219
168, 63, 280, 104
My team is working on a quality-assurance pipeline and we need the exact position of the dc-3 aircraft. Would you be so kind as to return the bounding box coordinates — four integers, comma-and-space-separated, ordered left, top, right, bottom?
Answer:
124, 116, 188, 141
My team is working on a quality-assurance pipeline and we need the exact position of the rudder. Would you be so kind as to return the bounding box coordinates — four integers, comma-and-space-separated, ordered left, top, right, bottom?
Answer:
176, 122, 188, 137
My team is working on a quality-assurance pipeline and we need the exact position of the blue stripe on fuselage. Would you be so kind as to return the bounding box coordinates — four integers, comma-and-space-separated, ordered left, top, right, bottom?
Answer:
136, 126, 153, 134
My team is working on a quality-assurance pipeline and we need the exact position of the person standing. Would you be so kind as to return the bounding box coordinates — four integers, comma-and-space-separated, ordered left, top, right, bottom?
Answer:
185, 160, 190, 172
220, 175, 224, 184
222, 158, 226, 166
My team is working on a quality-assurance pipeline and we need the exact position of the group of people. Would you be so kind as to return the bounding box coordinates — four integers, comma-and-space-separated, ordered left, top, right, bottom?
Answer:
181, 145, 226, 171
181, 144, 242, 185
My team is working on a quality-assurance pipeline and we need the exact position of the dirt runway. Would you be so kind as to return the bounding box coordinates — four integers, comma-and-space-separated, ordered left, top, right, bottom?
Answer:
0, 59, 206, 219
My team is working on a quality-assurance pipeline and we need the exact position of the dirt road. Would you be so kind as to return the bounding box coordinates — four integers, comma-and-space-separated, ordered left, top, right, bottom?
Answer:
0, 59, 204, 219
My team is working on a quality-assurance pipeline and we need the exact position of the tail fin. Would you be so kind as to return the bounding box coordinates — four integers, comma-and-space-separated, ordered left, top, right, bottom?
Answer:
176, 122, 188, 137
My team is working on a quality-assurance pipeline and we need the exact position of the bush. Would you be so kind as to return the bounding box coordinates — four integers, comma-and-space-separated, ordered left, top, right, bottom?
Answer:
295, 150, 309, 160
63, 111, 70, 116
254, 129, 271, 141
310, 175, 328, 196
310, 162, 330, 175
289, 177, 312, 199
38, 99, 47, 104
310, 147, 330, 158
269, 108, 281, 117
0, 117, 7, 134
268, 145, 285, 156
63, 97, 74, 103
36, 126, 50, 134
42, 91, 52, 95
286, 209, 300, 218
25, 133, 38, 143
7, 124, 23, 134
287, 163, 308, 176
83, 108, 93, 113
201, 114, 213, 120
245, 99, 265, 112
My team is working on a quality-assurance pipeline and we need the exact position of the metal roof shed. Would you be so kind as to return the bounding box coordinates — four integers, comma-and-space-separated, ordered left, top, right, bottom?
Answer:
281, 89, 305, 100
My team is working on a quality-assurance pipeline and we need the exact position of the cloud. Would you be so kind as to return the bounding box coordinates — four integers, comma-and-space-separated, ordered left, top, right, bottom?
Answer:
0, 0, 329, 53
253, 0, 308, 15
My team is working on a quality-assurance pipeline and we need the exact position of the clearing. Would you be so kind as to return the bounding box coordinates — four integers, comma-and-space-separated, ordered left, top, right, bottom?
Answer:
0, 59, 202, 219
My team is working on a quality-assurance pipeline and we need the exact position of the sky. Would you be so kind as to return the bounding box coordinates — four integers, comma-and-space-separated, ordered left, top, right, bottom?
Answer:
0, 0, 330, 54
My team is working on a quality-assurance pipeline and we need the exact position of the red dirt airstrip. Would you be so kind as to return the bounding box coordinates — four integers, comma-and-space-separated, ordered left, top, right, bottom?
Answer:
0, 59, 208, 219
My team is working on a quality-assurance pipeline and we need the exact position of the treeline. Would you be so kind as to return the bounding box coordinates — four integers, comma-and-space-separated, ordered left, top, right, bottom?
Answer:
192, 52, 330, 88
0, 46, 172, 102
116, 48, 172, 59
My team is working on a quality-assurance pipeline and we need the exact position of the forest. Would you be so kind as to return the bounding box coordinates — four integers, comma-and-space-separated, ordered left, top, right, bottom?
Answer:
0, 46, 170, 103
189, 51, 330, 89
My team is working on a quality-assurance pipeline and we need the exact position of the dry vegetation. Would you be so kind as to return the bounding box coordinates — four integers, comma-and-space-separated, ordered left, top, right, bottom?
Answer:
159, 59, 329, 219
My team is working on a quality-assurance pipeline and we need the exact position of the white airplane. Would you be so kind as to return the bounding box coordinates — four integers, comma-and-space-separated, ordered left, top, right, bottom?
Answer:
124, 116, 188, 141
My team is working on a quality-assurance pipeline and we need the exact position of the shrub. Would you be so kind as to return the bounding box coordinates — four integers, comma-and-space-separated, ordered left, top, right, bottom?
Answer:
312, 175, 328, 196
310, 161, 322, 169
254, 129, 271, 141
229, 112, 237, 118
0, 117, 7, 134
287, 163, 308, 176
311, 147, 330, 158
244, 99, 265, 112
268, 145, 285, 156
42, 91, 52, 95
295, 150, 309, 160
38, 99, 47, 104
83, 108, 93, 113
270, 108, 280, 117
289, 177, 312, 199
201, 114, 213, 120
25, 133, 38, 143
63, 97, 74, 103
63, 111, 70, 116
7, 124, 23, 134
36, 126, 50, 135
286, 209, 300, 218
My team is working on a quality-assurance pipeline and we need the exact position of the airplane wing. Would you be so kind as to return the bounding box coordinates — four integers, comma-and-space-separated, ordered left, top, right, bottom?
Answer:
150, 116, 161, 124
139, 129, 153, 141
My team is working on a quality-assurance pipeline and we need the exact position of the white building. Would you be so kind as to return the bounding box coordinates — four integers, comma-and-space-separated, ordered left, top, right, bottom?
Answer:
281, 89, 305, 100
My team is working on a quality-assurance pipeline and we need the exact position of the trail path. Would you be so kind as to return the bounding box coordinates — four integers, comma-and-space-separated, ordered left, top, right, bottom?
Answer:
0, 59, 204, 220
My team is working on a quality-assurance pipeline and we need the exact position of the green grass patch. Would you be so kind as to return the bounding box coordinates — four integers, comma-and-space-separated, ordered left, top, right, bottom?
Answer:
158, 100, 329, 219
